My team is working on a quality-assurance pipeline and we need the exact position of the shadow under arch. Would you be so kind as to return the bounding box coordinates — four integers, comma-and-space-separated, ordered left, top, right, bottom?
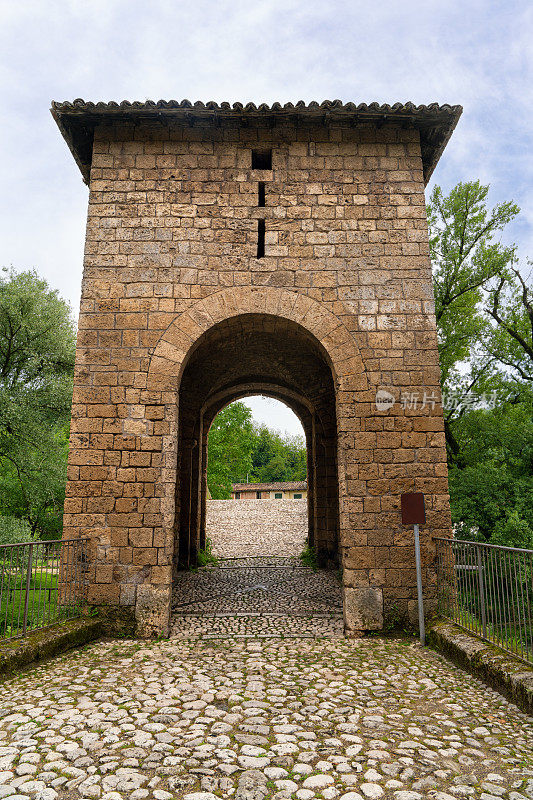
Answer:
173, 312, 342, 578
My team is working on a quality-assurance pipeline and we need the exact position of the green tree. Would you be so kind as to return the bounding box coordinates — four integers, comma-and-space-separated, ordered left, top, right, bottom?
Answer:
282, 434, 307, 481
206, 406, 308, 497
0, 269, 76, 537
207, 402, 255, 498
427, 182, 533, 549
427, 181, 520, 463
250, 424, 306, 483
447, 394, 533, 547
250, 425, 278, 479
485, 264, 533, 388
428, 181, 519, 384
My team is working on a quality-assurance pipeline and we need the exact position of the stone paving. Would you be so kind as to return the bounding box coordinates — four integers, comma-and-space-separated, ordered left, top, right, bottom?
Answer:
172, 558, 343, 615
1, 559, 532, 800
0, 633, 532, 800
171, 556, 343, 639
206, 501, 308, 559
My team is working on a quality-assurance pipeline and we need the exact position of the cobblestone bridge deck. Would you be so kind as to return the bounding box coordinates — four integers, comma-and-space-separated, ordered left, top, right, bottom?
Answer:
0, 555, 532, 800
171, 557, 344, 638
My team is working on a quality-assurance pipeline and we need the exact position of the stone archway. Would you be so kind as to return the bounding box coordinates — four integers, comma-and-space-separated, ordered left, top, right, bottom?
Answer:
146, 286, 366, 391
175, 338, 338, 575
64, 273, 451, 637
197, 385, 315, 563
135, 287, 370, 634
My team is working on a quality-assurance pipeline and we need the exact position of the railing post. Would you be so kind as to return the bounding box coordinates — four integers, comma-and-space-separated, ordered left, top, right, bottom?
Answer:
22, 543, 33, 635
476, 545, 488, 639
414, 523, 425, 646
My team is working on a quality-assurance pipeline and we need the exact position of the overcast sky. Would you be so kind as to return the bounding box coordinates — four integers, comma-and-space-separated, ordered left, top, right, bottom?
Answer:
1, 0, 531, 435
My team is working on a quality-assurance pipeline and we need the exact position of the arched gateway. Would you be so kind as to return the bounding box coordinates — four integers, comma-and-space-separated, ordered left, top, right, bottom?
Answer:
53, 98, 460, 636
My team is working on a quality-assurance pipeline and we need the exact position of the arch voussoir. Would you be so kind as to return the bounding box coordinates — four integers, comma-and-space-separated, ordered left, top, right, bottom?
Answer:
147, 288, 368, 389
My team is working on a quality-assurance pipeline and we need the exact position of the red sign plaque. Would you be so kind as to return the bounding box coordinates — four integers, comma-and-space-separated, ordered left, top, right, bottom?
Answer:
401, 492, 426, 525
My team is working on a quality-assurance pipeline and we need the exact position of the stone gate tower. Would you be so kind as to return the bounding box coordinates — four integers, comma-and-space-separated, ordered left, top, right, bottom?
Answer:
52, 98, 460, 636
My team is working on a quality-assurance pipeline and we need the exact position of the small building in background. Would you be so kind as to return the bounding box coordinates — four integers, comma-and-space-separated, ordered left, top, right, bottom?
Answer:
231, 481, 307, 500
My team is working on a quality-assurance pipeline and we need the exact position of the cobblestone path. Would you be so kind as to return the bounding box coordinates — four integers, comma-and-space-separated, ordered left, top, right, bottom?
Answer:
207, 503, 307, 559
0, 633, 532, 800
1, 561, 532, 800
171, 557, 344, 638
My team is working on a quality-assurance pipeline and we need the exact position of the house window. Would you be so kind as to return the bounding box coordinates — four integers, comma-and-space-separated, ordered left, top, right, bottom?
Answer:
293, 493, 302, 499
274, 492, 282, 499
235, 492, 240, 499
256, 491, 261, 499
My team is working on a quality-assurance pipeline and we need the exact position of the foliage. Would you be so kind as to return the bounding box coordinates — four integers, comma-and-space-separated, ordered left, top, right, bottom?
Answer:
0, 516, 37, 603
196, 538, 218, 567
427, 182, 519, 463
0, 514, 33, 545
250, 424, 306, 483
485, 263, 533, 388
207, 402, 255, 498
300, 545, 318, 571
492, 511, 533, 550
0, 269, 75, 538
427, 180, 519, 393
447, 402, 533, 547
207, 401, 307, 498
429, 182, 533, 550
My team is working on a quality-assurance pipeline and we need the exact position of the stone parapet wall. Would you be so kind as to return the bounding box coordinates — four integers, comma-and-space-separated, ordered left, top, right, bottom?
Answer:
206, 499, 308, 558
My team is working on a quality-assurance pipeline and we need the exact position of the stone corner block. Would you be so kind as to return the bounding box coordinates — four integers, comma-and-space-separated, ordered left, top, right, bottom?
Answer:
135, 584, 171, 638
344, 586, 383, 631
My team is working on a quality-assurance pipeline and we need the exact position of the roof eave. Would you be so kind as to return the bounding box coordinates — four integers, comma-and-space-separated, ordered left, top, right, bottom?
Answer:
51, 100, 462, 186
51, 107, 92, 185
421, 107, 462, 183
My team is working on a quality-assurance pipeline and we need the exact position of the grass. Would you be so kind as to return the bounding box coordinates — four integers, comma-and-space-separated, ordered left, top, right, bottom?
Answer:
300, 545, 318, 571
196, 538, 218, 567
0, 571, 81, 639
442, 600, 533, 663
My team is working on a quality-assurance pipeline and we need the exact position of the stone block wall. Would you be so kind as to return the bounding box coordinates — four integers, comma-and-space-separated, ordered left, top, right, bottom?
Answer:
61, 109, 454, 635
206, 499, 308, 558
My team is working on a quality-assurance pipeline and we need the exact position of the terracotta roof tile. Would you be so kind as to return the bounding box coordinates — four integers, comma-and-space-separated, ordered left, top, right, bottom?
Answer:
231, 481, 307, 492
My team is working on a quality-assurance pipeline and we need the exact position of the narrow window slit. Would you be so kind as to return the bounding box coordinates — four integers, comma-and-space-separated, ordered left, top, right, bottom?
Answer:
252, 149, 272, 170
258, 182, 266, 207
257, 219, 265, 258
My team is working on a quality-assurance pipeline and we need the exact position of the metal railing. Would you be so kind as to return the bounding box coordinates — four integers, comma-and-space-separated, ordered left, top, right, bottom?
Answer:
0, 537, 88, 641
435, 537, 533, 665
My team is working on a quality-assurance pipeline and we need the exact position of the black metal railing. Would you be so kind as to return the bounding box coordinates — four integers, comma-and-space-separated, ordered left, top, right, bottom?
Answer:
0, 537, 88, 641
435, 537, 533, 665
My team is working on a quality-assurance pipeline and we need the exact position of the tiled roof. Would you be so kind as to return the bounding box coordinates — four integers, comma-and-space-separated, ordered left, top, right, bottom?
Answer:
232, 481, 307, 492
51, 98, 462, 184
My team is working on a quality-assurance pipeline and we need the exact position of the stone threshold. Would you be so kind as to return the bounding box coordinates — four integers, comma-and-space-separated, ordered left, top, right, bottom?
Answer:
428, 619, 533, 715
207, 565, 314, 571
171, 634, 345, 639
0, 616, 102, 679
176, 612, 343, 618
